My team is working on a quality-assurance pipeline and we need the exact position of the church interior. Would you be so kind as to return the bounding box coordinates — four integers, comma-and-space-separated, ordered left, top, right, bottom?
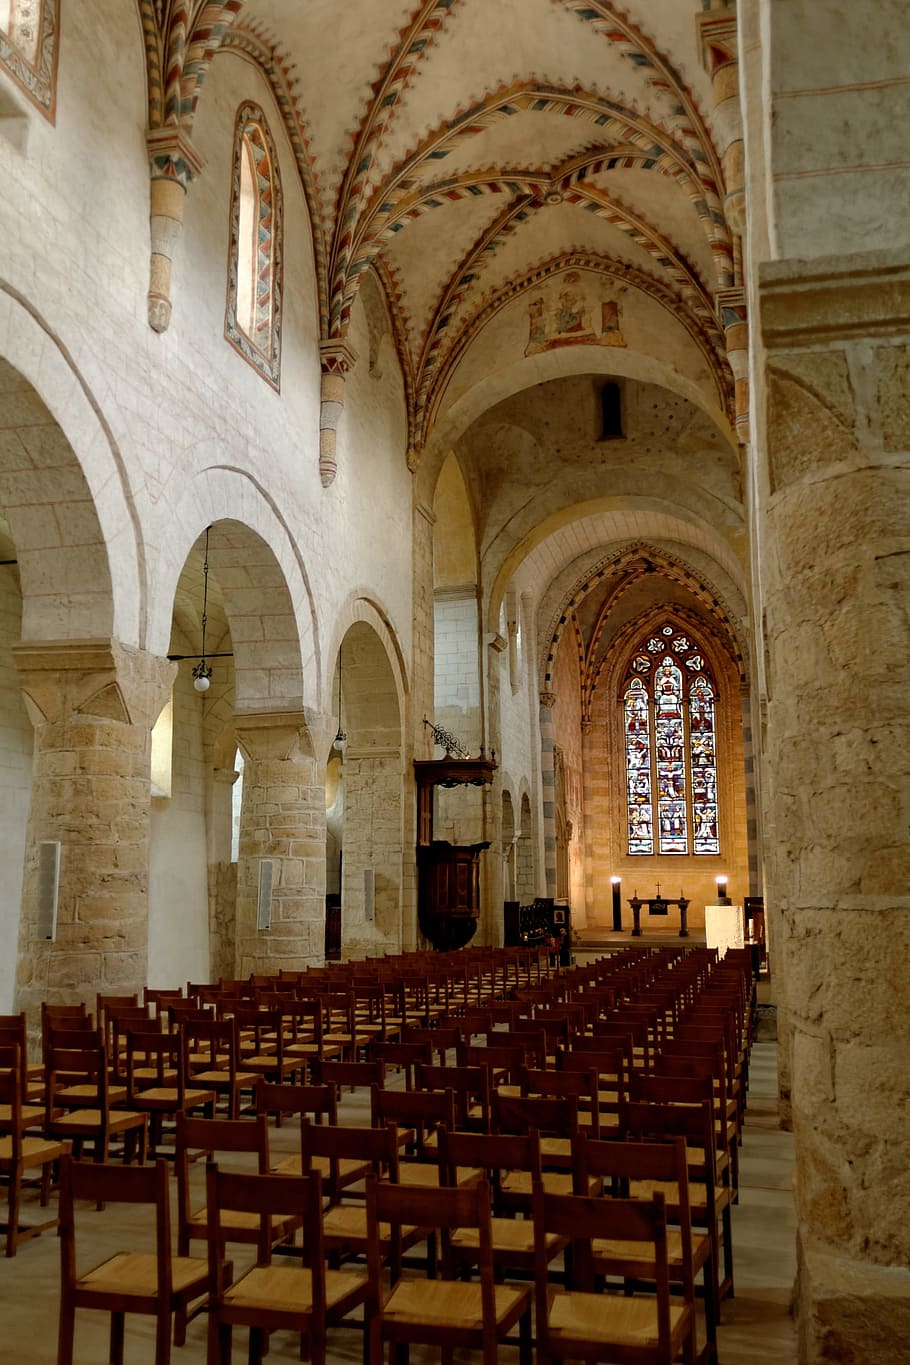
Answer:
0, 2, 907, 1362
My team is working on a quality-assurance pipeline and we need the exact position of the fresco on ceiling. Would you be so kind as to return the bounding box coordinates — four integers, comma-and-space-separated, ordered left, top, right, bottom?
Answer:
525, 272, 626, 356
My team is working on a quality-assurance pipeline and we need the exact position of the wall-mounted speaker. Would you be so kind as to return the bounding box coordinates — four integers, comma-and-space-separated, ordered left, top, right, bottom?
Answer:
37, 840, 61, 940
257, 859, 273, 930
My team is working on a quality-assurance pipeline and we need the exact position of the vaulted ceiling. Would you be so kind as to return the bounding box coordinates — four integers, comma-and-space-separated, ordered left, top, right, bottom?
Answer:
143, 0, 742, 461
142, 1, 747, 684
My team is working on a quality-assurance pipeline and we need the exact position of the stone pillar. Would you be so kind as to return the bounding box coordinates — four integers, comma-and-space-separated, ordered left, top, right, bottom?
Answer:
580, 719, 595, 930
13, 640, 176, 1019
207, 766, 239, 982
759, 251, 910, 1362
339, 746, 403, 958
234, 712, 326, 977
146, 129, 203, 334
318, 340, 357, 488
539, 692, 557, 896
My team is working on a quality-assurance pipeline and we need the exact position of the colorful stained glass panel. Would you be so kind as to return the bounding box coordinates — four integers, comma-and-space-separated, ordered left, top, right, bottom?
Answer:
625, 677, 653, 855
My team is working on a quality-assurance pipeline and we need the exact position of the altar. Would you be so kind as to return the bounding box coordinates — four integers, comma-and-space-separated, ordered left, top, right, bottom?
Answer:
627, 889, 690, 937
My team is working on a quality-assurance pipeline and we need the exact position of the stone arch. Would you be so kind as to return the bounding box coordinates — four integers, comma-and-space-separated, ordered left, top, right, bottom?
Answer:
538, 541, 751, 701
323, 594, 409, 741
424, 342, 735, 490
147, 466, 319, 711
0, 289, 141, 643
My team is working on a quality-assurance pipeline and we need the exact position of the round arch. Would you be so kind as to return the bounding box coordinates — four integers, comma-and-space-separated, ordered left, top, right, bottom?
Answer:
147, 467, 319, 710
0, 288, 140, 642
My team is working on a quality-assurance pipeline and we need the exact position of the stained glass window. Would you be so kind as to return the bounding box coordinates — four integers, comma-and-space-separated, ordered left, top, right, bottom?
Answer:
623, 626, 719, 856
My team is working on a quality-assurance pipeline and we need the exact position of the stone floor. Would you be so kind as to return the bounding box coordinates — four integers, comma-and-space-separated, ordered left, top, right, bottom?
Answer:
0, 1041, 797, 1364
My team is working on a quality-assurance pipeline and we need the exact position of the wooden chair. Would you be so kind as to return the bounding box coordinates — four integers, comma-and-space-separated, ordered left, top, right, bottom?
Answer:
174, 1112, 299, 1258
520, 1064, 602, 1141
436, 1125, 568, 1278
232, 1006, 301, 1086
573, 1132, 711, 1359
300, 1118, 429, 1274
491, 1092, 591, 1204
310, 1056, 385, 1098
557, 1039, 630, 1134
400, 1024, 462, 1065
182, 1016, 256, 1119
205, 1164, 370, 1365
369, 1039, 432, 1089
45, 1036, 148, 1165
0, 1012, 43, 1115
0, 1063, 67, 1256
57, 1153, 208, 1365
0, 1036, 44, 1132
275, 998, 345, 1077
125, 1026, 215, 1155
370, 1084, 459, 1186
622, 1089, 734, 1310
415, 1060, 492, 1133
318, 990, 371, 1061
532, 1184, 694, 1365
365, 1174, 533, 1365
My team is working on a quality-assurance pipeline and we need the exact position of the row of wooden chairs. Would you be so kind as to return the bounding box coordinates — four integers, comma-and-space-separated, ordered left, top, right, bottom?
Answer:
57, 1129, 702, 1365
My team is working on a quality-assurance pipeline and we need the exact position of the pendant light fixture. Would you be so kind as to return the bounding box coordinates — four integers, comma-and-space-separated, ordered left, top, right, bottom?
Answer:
333, 647, 347, 752
167, 525, 233, 691
192, 527, 213, 692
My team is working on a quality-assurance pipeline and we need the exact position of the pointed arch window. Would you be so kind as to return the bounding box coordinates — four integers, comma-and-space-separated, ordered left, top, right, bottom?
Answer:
225, 102, 283, 388
623, 624, 719, 856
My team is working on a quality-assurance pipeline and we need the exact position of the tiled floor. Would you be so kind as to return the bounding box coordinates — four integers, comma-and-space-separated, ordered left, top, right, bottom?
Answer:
0, 1041, 797, 1363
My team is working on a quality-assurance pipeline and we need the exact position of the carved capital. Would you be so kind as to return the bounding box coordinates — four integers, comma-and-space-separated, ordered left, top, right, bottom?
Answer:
146, 126, 205, 189
319, 339, 357, 378
235, 710, 313, 764
539, 691, 557, 710
696, 10, 738, 75
12, 639, 176, 730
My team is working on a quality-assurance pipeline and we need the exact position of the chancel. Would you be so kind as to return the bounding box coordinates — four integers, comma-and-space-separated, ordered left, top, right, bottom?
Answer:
0, 3, 906, 1363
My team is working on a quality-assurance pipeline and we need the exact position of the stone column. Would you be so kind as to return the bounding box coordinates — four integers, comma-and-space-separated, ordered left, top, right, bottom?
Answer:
539, 692, 557, 896
339, 746, 403, 958
13, 639, 176, 1020
234, 712, 326, 977
759, 252, 910, 1362
580, 719, 595, 930
207, 766, 239, 982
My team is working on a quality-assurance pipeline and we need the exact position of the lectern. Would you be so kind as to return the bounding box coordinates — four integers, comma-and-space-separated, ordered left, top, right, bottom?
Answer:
414, 753, 496, 950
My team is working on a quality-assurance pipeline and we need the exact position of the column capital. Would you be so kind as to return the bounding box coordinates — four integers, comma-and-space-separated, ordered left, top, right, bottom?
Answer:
235, 709, 314, 762
539, 691, 557, 710
12, 639, 176, 729
146, 126, 205, 188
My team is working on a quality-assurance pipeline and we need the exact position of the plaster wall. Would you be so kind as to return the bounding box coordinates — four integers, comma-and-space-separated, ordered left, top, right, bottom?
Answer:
0, 565, 30, 1010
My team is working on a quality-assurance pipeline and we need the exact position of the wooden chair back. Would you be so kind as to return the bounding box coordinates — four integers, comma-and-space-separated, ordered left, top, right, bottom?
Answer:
532, 1184, 674, 1365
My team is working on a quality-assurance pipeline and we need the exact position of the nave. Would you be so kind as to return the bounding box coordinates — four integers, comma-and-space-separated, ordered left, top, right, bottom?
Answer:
0, 948, 796, 1364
